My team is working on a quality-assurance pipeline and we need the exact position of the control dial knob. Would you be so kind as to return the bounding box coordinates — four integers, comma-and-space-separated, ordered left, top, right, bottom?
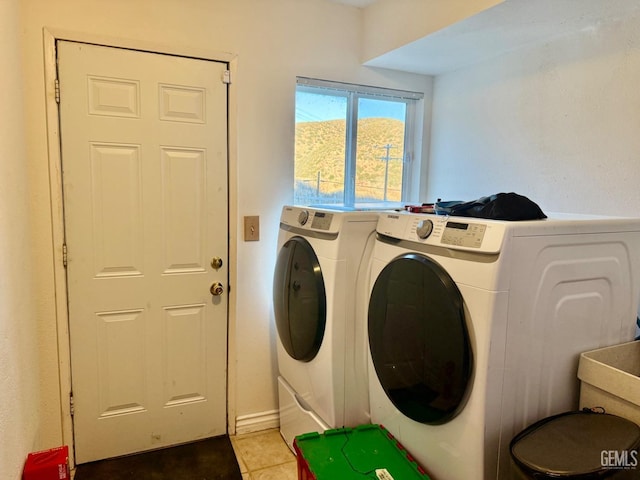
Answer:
298, 210, 309, 226
416, 219, 434, 239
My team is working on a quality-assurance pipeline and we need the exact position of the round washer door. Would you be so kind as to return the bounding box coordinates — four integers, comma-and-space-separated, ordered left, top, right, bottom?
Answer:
368, 253, 473, 424
273, 236, 326, 362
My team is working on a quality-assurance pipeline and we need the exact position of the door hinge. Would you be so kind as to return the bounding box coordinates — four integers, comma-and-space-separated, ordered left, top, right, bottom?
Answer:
222, 70, 231, 85
62, 243, 68, 268
69, 393, 75, 417
55, 78, 60, 103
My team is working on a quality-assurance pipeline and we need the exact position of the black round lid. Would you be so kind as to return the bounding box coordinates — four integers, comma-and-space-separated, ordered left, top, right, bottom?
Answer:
368, 253, 473, 425
511, 412, 640, 475
273, 236, 326, 362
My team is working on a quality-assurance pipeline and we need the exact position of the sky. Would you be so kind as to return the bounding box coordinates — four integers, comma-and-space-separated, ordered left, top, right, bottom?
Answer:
295, 91, 406, 122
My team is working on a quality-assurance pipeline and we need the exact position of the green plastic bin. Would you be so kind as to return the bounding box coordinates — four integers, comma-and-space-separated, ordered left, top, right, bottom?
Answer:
293, 424, 431, 479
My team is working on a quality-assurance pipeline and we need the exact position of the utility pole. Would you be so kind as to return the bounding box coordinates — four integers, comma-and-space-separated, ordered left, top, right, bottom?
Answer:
378, 144, 402, 202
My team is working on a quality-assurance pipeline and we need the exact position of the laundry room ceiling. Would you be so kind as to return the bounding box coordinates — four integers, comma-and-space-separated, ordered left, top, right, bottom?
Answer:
363, 0, 640, 74
325, 0, 379, 7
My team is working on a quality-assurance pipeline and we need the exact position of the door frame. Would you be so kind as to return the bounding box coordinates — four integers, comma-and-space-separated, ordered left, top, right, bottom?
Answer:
43, 27, 239, 467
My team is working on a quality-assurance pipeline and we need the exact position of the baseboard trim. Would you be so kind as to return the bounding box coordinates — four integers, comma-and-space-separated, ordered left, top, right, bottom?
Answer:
235, 409, 280, 435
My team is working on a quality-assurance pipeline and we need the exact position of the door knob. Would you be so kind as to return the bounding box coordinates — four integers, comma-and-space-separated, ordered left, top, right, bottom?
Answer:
210, 282, 224, 296
211, 257, 223, 270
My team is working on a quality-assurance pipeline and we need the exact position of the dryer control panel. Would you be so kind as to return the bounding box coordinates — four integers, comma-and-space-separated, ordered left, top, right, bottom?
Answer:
377, 212, 506, 254
309, 211, 333, 230
281, 206, 336, 232
280, 205, 379, 236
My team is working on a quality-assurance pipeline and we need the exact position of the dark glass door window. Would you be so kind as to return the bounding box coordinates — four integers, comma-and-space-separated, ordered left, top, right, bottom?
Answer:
273, 236, 326, 362
368, 253, 473, 424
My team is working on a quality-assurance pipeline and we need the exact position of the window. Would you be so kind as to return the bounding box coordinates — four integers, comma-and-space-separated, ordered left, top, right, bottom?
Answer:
294, 77, 423, 208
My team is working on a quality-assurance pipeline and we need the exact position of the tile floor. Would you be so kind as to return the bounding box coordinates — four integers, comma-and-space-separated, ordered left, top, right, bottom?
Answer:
230, 429, 297, 480
69, 428, 296, 480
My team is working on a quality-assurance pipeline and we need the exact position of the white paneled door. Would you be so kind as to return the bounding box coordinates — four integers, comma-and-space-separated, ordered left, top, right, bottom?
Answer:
58, 41, 228, 463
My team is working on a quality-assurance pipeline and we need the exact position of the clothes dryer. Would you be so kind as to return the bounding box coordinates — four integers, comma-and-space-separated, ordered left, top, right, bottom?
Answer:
273, 206, 378, 450
366, 212, 640, 480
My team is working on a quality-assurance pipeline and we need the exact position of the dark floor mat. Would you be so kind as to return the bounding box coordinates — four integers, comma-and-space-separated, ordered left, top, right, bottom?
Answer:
74, 435, 242, 480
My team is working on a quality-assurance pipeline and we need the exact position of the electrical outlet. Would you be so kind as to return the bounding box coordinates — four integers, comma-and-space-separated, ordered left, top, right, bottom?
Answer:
244, 216, 260, 241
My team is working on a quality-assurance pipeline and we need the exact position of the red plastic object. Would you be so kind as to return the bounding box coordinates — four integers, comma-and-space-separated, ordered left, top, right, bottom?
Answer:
23, 446, 69, 480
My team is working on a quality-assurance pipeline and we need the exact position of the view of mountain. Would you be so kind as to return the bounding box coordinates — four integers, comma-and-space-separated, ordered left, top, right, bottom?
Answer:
294, 117, 405, 203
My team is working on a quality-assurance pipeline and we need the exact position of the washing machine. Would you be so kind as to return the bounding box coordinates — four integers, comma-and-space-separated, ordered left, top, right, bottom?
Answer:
366, 211, 640, 480
273, 205, 379, 451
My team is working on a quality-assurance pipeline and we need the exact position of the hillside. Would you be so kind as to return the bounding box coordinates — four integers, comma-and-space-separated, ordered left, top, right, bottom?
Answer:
295, 117, 405, 202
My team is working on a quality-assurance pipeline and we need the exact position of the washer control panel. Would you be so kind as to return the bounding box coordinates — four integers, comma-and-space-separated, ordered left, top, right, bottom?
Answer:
416, 219, 434, 239
377, 212, 504, 254
441, 221, 487, 248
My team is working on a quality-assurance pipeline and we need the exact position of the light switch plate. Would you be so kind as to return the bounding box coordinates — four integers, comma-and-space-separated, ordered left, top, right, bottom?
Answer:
244, 215, 260, 241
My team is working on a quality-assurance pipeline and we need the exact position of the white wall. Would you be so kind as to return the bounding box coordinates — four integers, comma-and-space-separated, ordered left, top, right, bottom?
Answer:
362, 0, 502, 62
19, 0, 432, 451
0, 0, 42, 478
428, 11, 640, 216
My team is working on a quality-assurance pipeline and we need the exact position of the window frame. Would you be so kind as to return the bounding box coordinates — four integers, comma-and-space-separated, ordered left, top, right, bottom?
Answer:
295, 77, 424, 208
